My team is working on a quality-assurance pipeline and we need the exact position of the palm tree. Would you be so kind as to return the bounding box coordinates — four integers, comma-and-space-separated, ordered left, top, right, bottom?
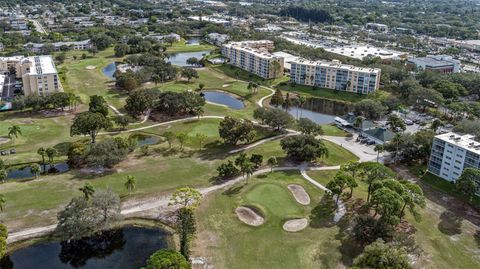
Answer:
241, 161, 254, 184
46, 148, 57, 168
392, 133, 404, 164
30, 163, 41, 179
374, 144, 384, 163
297, 96, 306, 118
125, 175, 136, 194
247, 82, 259, 94
0, 194, 5, 212
0, 169, 7, 183
37, 147, 46, 166
79, 183, 95, 200
8, 125, 22, 145
354, 116, 364, 129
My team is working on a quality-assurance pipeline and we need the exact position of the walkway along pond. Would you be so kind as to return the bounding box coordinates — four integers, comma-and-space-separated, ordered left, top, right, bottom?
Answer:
0, 226, 171, 269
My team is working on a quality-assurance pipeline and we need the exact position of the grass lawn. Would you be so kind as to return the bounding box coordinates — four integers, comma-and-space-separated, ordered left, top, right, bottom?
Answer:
277, 83, 368, 103
166, 39, 216, 53
211, 64, 288, 87
57, 48, 127, 108
307, 170, 480, 269
194, 171, 351, 269
321, 125, 349, 137
242, 138, 358, 166
0, 112, 75, 164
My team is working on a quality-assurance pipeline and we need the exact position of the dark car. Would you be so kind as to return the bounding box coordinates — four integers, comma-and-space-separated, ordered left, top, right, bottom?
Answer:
0, 151, 7, 155
10, 149, 16, 154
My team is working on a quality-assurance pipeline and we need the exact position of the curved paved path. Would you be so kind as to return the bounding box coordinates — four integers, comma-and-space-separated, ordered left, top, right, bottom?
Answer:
8, 164, 342, 243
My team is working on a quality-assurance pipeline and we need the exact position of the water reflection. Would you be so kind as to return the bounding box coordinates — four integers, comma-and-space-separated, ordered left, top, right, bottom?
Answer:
0, 226, 170, 269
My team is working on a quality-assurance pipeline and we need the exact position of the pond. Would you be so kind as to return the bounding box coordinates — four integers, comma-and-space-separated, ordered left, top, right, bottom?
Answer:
287, 107, 336, 125
102, 62, 117, 80
166, 50, 211, 66
6, 162, 70, 180
129, 134, 161, 147
203, 91, 245, 110
0, 226, 170, 269
186, 37, 200, 46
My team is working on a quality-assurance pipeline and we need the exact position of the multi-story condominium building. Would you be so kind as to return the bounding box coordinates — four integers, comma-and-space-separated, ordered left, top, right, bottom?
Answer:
290, 59, 381, 94
23, 40, 92, 52
221, 40, 284, 79
0, 55, 63, 96
428, 132, 480, 195
407, 55, 460, 73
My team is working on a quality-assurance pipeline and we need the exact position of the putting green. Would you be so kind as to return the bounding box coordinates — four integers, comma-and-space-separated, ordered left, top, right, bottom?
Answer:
245, 183, 304, 219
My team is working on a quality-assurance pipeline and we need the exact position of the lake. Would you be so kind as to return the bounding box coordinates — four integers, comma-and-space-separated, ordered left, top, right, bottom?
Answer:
0, 226, 170, 269
186, 37, 200, 46
130, 134, 161, 147
203, 91, 245, 110
166, 50, 211, 66
287, 106, 336, 125
6, 162, 70, 180
102, 62, 116, 80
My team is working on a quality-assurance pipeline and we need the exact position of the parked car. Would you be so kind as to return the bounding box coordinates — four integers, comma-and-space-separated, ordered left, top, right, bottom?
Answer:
367, 140, 376, 145
404, 119, 414, 125
10, 149, 16, 154
0, 151, 7, 155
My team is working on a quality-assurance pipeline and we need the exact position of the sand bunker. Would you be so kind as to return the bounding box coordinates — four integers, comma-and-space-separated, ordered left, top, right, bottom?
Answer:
235, 206, 265, 226
287, 184, 311, 205
222, 84, 230, 88
283, 218, 308, 232
85, 65, 96, 70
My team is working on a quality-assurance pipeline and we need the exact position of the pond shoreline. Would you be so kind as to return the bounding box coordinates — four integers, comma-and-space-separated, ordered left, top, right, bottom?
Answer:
4, 218, 177, 259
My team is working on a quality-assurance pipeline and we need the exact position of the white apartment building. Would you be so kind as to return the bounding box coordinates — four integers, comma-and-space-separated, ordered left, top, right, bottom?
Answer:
0, 55, 63, 96
290, 59, 381, 94
221, 40, 284, 79
428, 132, 480, 194
23, 40, 92, 52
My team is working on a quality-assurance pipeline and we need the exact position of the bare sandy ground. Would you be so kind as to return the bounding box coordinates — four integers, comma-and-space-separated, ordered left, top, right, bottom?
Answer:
287, 184, 311, 205
235, 206, 264, 226
85, 65, 96, 70
283, 218, 308, 232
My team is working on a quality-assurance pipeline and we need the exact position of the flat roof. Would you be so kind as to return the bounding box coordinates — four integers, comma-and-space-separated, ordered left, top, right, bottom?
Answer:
292, 59, 381, 74
435, 132, 480, 153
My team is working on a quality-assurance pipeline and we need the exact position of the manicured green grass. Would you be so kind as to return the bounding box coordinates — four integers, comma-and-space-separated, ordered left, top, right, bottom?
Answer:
243, 138, 358, 166
277, 83, 367, 103
245, 183, 304, 218
321, 124, 349, 137
166, 40, 216, 53
211, 64, 287, 86
307, 170, 480, 269
194, 171, 349, 269
0, 112, 75, 164
322, 140, 359, 166
58, 48, 127, 108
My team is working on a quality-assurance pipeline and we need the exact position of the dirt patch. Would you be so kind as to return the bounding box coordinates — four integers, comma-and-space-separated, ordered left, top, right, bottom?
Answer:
235, 206, 264, 226
0, 137, 10, 145
287, 184, 311, 205
85, 65, 96, 70
283, 218, 308, 232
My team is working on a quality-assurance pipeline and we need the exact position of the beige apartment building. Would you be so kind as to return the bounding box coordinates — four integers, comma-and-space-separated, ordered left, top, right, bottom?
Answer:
290, 59, 381, 94
0, 55, 62, 96
221, 40, 284, 79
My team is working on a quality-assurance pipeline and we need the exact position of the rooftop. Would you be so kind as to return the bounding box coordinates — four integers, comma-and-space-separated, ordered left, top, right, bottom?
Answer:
436, 132, 480, 153
292, 59, 381, 74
